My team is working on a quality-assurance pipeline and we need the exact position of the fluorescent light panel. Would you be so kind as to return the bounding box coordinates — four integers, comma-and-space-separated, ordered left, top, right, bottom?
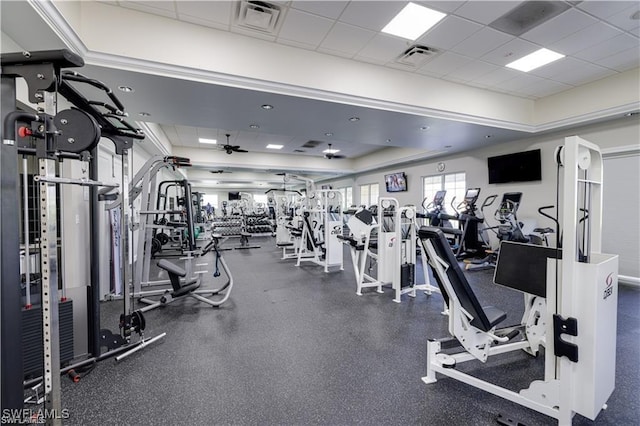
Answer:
266, 144, 283, 149
382, 3, 446, 41
323, 148, 340, 154
199, 138, 217, 144
506, 48, 565, 72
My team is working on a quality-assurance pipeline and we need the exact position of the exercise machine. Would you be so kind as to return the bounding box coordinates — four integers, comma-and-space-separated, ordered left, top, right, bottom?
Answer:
464, 192, 528, 270
137, 235, 233, 310
340, 198, 436, 302
419, 135, 618, 425
453, 189, 497, 259
418, 190, 463, 246
1, 49, 164, 422
296, 189, 344, 272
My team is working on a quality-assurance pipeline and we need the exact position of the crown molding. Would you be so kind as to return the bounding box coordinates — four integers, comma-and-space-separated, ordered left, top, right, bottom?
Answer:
27, 0, 87, 56
84, 51, 536, 133
535, 102, 640, 133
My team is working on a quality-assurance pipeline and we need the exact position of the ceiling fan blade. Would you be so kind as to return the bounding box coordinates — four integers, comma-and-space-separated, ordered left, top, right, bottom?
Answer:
235, 148, 248, 153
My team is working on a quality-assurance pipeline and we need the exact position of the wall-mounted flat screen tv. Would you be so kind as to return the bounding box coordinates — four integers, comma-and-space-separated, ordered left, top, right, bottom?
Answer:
488, 149, 541, 184
385, 172, 407, 192
228, 191, 241, 200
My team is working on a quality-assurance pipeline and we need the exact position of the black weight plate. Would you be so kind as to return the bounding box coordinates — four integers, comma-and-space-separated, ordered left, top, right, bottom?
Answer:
156, 233, 170, 245
151, 237, 162, 254
54, 108, 101, 153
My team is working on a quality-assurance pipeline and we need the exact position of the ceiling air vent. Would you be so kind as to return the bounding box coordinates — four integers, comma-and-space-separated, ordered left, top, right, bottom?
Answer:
490, 1, 570, 36
301, 140, 323, 149
396, 45, 437, 67
293, 149, 306, 153
236, 0, 281, 33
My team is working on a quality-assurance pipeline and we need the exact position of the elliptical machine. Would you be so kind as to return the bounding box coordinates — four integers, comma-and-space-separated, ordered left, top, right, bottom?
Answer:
464, 192, 528, 270
454, 189, 497, 259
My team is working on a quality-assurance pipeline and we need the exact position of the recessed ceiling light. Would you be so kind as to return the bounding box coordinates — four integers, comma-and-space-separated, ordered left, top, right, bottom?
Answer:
323, 148, 340, 154
261, 104, 274, 110
386, 138, 392, 143
382, 2, 446, 41
138, 112, 151, 117
324, 132, 333, 137
506, 48, 565, 72
348, 117, 360, 122
266, 144, 283, 150
118, 85, 134, 93
624, 111, 639, 117
485, 135, 492, 139
199, 138, 217, 144
420, 125, 430, 131
249, 124, 260, 129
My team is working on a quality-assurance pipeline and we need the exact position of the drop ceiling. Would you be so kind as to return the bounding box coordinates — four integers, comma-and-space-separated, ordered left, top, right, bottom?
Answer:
1, 0, 639, 188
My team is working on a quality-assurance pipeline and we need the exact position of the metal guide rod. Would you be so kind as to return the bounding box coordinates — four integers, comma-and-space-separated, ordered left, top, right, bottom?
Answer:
23, 157, 32, 307
122, 151, 131, 318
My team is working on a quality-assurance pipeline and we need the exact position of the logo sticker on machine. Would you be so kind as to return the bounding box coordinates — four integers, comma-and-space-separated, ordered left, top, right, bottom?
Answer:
603, 273, 614, 300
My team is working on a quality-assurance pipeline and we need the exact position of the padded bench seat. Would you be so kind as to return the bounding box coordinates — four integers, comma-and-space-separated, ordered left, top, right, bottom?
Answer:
336, 234, 365, 250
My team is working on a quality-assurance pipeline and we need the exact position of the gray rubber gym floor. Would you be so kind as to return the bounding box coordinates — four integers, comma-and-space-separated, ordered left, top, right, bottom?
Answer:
60, 237, 639, 425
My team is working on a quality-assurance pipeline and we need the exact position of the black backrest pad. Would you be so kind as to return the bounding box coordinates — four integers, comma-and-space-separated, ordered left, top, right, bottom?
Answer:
418, 226, 494, 332
355, 208, 374, 225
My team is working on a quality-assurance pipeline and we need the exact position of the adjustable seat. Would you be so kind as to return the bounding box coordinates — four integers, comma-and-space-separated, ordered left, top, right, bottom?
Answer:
157, 259, 199, 297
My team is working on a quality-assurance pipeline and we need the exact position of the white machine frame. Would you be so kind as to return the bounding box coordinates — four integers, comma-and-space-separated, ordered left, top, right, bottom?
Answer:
296, 189, 344, 273
421, 136, 618, 425
342, 198, 436, 302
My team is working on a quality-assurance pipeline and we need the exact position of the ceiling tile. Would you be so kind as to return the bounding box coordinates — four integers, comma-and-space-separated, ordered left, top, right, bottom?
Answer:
603, 3, 640, 31
277, 8, 334, 47
290, 1, 349, 20
470, 66, 525, 87
417, 15, 483, 50
319, 22, 376, 57
119, 1, 177, 19
534, 57, 616, 85
338, 1, 406, 32
417, 1, 467, 14
576, 1, 638, 19
521, 9, 597, 46
449, 27, 513, 58
597, 46, 640, 72
573, 33, 639, 62
453, 1, 525, 25
481, 38, 539, 66
550, 22, 623, 55
496, 73, 547, 92
417, 51, 473, 76
446, 60, 500, 82
354, 33, 409, 63
176, 1, 233, 28
517, 79, 572, 98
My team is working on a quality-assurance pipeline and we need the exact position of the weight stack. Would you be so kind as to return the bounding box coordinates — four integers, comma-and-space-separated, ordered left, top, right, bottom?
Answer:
22, 299, 74, 378
400, 263, 415, 288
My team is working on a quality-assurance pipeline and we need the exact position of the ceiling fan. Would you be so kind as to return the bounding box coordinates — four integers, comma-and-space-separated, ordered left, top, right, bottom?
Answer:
210, 169, 232, 174
221, 133, 248, 155
324, 143, 345, 159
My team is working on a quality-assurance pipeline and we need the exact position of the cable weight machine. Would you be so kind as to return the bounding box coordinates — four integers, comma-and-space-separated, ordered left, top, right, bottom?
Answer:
1, 50, 163, 423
